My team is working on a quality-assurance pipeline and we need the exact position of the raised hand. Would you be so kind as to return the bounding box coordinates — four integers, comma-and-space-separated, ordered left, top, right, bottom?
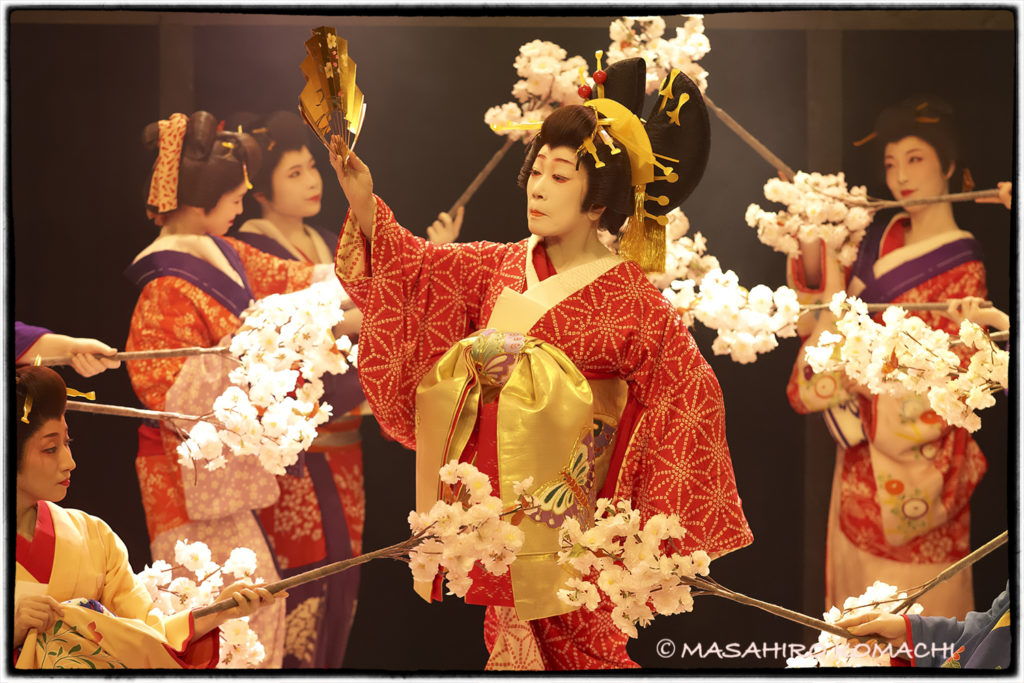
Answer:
427, 206, 465, 244
328, 136, 375, 239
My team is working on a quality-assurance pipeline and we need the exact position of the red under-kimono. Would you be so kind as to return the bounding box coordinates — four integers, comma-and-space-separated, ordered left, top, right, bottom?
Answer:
125, 234, 316, 667
787, 214, 988, 619
334, 196, 753, 670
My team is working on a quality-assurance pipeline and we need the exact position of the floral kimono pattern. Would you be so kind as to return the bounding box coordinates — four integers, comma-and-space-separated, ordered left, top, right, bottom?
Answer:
15, 502, 219, 669
787, 214, 988, 618
125, 234, 315, 666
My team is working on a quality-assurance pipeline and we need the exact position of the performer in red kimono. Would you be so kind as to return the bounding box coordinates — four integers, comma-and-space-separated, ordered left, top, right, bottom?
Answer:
330, 59, 752, 669
14, 366, 282, 669
787, 97, 992, 619
124, 111, 338, 666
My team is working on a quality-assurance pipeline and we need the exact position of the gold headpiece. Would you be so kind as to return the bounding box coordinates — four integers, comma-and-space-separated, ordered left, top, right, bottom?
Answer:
495, 58, 704, 273
578, 69, 689, 272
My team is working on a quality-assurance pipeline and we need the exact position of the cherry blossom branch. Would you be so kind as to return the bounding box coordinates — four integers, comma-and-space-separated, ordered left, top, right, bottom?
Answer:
64, 400, 209, 423
192, 532, 431, 619
848, 188, 1000, 211
802, 300, 993, 313
37, 345, 231, 367
682, 575, 856, 640
702, 93, 796, 182
448, 137, 516, 215
890, 531, 1008, 614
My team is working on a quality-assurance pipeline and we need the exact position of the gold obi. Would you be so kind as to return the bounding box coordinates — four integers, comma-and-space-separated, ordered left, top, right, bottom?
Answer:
415, 329, 617, 621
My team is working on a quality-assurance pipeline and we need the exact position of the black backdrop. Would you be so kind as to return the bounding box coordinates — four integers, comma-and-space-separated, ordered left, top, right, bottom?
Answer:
8, 9, 1014, 672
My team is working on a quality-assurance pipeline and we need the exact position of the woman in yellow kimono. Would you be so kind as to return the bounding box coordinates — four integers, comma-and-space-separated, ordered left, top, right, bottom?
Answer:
13, 365, 283, 669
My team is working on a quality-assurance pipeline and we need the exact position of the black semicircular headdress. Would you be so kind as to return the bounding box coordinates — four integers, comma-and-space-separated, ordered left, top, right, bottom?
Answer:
580, 56, 710, 271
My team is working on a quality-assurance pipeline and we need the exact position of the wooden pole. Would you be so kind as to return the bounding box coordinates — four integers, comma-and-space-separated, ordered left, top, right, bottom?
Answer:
36, 345, 230, 368
448, 137, 517, 215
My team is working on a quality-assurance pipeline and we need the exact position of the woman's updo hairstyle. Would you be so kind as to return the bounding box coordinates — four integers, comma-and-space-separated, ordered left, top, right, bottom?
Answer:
15, 366, 68, 469
865, 96, 961, 183
227, 111, 312, 201
144, 110, 262, 213
517, 104, 634, 233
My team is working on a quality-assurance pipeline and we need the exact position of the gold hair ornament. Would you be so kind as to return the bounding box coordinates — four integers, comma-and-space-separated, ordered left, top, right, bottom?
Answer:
66, 388, 96, 401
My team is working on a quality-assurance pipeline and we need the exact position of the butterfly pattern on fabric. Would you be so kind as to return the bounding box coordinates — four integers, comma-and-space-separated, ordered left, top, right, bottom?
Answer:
470, 329, 526, 387
524, 429, 596, 529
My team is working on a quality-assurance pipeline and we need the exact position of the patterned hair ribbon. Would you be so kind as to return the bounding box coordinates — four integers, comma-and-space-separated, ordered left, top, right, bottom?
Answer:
146, 113, 189, 214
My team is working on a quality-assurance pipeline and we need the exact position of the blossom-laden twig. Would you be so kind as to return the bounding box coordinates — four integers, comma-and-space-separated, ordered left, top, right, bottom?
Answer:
642, 208, 721, 291
454, 40, 588, 213
746, 172, 874, 268
605, 15, 710, 94
786, 581, 924, 668
195, 463, 524, 618
483, 39, 588, 142
555, 498, 855, 640
137, 541, 265, 668
805, 293, 1009, 432
175, 279, 358, 475
891, 530, 1008, 614
661, 265, 802, 365
407, 462, 526, 598
789, 530, 1007, 667
746, 173, 1004, 269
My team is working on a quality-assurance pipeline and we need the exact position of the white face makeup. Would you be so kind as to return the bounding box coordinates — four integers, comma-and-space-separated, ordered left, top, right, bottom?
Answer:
525, 144, 602, 239
884, 135, 953, 211
264, 146, 323, 219
18, 416, 75, 505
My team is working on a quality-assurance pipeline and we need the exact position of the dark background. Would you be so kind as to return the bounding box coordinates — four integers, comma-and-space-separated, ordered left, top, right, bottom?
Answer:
8, 8, 1015, 671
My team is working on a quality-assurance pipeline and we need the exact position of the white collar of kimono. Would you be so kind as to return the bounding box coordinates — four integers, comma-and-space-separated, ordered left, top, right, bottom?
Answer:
486, 234, 622, 334
873, 212, 975, 279
239, 219, 332, 264
132, 234, 246, 287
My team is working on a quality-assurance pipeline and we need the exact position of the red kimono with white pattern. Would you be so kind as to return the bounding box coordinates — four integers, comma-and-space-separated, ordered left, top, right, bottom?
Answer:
787, 215, 988, 617
335, 197, 752, 669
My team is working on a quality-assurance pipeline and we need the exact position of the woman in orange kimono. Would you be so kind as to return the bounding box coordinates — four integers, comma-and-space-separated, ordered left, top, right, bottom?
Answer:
330, 60, 752, 669
14, 366, 282, 669
787, 97, 991, 619
124, 111, 339, 666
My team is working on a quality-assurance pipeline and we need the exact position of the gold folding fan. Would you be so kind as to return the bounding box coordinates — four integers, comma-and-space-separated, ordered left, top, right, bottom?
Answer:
298, 26, 366, 154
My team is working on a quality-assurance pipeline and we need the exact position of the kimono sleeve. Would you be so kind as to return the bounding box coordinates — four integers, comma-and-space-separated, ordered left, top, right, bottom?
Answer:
91, 514, 219, 667
907, 584, 1010, 668
126, 279, 219, 411
785, 242, 857, 415
225, 236, 315, 299
333, 195, 514, 448
615, 291, 753, 557
15, 321, 50, 361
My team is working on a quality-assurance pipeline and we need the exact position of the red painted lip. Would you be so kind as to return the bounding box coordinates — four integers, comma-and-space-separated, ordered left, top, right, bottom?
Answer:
529, 209, 545, 217
59, 479, 70, 487
308, 195, 322, 202
900, 190, 915, 197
